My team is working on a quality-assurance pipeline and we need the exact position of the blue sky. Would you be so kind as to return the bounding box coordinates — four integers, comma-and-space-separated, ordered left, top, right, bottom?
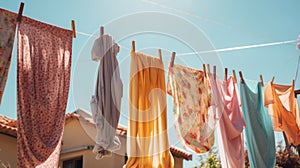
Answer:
1, 0, 300, 167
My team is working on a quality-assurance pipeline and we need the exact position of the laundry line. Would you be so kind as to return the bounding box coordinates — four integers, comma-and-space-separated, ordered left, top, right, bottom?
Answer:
176, 39, 297, 56
77, 30, 297, 56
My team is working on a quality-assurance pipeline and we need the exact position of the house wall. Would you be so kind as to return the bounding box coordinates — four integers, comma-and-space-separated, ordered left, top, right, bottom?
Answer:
0, 134, 17, 168
59, 118, 126, 168
174, 156, 183, 168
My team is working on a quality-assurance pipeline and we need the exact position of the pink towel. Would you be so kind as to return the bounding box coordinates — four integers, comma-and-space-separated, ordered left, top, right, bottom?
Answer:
17, 16, 72, 167
0, 9, 17, 104
210, 76, 245, 168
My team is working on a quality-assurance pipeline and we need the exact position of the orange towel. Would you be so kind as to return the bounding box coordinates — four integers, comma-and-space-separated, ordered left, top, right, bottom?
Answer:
264, 81, 300, 146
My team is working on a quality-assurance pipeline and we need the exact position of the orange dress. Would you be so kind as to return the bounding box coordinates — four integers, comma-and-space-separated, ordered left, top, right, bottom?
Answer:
264, 81, 300, 146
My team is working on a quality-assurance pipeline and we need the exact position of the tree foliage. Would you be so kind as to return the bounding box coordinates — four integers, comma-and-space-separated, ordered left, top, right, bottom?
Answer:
196, 141, 300, 168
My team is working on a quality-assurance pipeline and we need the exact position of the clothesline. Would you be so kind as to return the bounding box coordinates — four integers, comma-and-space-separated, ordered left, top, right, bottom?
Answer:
176, 40, 297, 56
78, 30, 297, 55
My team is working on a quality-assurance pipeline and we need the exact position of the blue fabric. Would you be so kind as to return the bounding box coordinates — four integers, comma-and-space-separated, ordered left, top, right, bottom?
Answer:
240, 79, 276, 168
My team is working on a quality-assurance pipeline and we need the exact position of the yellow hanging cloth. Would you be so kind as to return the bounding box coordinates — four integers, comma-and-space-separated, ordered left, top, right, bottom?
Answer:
123, 51, 174, 168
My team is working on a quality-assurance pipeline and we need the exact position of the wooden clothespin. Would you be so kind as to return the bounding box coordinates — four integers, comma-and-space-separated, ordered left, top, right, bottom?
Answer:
132, 40, 135, 52
260, 74, 264, 87
158, 49, 162, 61
71, 20, 76, 38
295, 89, 300, 97
203, 64, 207, 76
207, 64, 211, 74
271, 76, 275, 83
232, 70, 237, 83
239, 71, 244, 84
100, 26, 104, 36
224, 68, 228, 81
213, 65, 216, 80
170, 52, 176, 67
17, 2, 24, 23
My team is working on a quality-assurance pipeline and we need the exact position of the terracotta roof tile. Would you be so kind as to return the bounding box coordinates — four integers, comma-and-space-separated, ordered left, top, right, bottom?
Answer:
170, 146, 192, 161
0, 115, 17, 137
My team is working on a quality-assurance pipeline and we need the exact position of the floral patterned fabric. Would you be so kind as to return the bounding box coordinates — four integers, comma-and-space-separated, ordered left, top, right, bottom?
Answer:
0, 9, 17, 104
17, 16, 73, 167
167, 64, 216, 154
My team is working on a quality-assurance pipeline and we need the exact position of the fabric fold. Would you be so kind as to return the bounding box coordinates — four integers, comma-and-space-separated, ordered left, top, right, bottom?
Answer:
167, 64, 216, 154
264, 81, 300, 146
210, 75, 245, 168
241, 79, 276, 168
0, 8, 18, 104
124, 51, 174, 168
17, 16, 72, 167
90, 34, 123, 154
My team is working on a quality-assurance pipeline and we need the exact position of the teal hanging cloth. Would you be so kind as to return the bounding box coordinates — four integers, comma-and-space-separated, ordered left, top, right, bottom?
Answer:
240, 79, 276, 168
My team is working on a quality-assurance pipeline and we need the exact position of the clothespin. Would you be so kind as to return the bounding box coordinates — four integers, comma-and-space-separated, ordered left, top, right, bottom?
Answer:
71, 20, 76, 38
292, 80, 295, 87
207, 64, 211, 74
100, 26, 104, 36
232, 70, 237, 83
213, 65, 216, 80
132, 40, 135, 52
170, 52, 176, 67
271, 76, 275, 83
239, 71, 244, 84
295, 89, 300, 97
158, 49, 162, 61
260, 74, 264, 87
224, 68, 228, 81
17, 2, 24, 23
203, 64, 207, 76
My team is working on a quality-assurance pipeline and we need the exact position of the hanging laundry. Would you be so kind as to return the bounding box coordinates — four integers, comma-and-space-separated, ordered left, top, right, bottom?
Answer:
209, 75, 245, 168
17, 16, 73, 167
167, 64, 216, 154
0, 9, 17, 104
240, 79, 276, 168
90, 34, 123, 159
264, 81, 300, 146
124, 51, 174, 168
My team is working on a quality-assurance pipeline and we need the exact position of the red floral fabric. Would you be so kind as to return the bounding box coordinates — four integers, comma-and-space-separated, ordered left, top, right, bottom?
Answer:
167, 64, 216, 154
0, 9, 17, 104
17, 16, 72, 167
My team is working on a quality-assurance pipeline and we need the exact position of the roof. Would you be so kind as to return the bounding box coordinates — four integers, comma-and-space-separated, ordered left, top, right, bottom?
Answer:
0, 115, 17, 137
0, 109, 192, 161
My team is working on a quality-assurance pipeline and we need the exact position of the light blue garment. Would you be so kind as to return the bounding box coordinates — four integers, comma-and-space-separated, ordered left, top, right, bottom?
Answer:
240, 79, 276, 168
